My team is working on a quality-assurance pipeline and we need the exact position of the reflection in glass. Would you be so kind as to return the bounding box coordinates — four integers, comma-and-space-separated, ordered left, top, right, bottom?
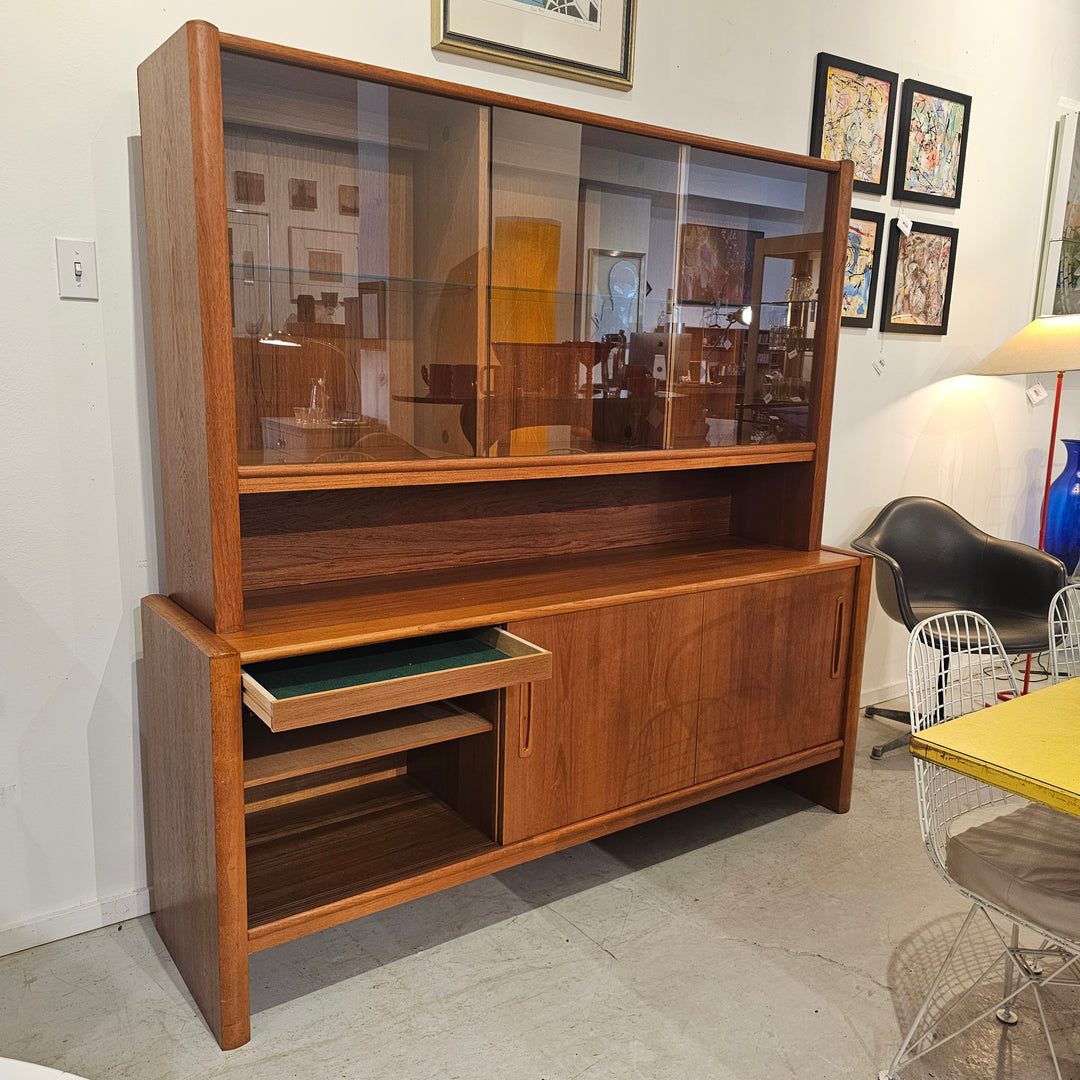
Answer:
219, 52, 834, 466
220, 52, 483, 464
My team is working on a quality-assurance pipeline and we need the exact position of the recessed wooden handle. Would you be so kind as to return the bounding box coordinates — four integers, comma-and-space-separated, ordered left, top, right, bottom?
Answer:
518, 683, 534, 757
831, 596, 847, 679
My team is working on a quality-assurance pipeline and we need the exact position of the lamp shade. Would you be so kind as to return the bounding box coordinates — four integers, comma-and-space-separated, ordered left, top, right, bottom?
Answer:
971, 313, 1080, 375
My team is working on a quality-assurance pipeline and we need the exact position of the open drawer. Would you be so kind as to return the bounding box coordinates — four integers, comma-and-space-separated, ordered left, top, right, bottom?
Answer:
241, 627, 551, 732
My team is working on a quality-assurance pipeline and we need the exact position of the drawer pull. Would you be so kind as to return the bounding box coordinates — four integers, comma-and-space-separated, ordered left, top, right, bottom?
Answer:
831, 596, 847, 678
518, 683, 534, 758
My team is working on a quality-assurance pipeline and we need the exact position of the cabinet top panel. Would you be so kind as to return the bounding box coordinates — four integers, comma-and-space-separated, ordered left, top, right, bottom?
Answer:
225, 541, 859, 661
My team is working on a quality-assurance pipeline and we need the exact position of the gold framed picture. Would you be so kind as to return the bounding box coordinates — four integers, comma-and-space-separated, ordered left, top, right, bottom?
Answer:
433, 0, 635, 90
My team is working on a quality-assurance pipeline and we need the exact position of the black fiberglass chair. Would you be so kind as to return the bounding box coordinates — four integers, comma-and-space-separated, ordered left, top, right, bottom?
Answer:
852, 496, 1066, 758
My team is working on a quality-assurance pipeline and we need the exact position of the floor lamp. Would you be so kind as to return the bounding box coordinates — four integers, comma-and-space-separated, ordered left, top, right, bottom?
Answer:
971, 313, 1080, 550
972, 313, 1080, 690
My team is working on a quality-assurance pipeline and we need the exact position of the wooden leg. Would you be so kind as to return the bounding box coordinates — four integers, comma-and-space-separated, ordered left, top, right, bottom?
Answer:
141, 595, 250, 1048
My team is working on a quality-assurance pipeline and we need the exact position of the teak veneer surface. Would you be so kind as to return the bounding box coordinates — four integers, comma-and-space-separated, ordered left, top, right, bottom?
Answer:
242, 700, 491, 786
245, 777, 500, 926
236, 443, 817, 493
245, 739, 842, 950
226, 542, 859, 661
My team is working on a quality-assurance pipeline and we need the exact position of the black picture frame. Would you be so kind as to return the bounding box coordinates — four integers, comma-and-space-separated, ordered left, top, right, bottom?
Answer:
880, 219, 959, 335
892, 79, 972, 208
841, 208, 886, 328
809, 53, 899, 195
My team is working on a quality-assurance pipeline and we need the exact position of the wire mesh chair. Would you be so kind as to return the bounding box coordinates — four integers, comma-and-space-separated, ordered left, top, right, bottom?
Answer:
1048, 583, 1080, 684
882, 610, 1080, 1080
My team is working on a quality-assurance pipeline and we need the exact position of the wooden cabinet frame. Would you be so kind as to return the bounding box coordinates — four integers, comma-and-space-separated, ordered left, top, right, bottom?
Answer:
137, 21, 870, 1049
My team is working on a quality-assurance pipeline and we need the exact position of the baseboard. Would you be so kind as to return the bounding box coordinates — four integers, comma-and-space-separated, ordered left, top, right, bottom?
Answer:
0, 888, 150, 958
860, 680, 907, 709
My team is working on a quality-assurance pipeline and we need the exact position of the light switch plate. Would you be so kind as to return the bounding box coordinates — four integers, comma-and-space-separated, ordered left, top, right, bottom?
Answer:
56, 238, 99, 300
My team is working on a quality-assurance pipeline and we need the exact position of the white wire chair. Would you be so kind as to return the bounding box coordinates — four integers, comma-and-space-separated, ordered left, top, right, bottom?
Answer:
882, 610, 1080, 1080
1048, 582, 1080, 684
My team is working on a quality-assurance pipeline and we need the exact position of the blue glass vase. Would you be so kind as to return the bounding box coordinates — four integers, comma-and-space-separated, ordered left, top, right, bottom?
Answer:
1045, 438, 1080, 577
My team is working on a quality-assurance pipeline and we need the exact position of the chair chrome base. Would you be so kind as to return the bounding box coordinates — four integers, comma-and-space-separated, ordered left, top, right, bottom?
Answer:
880, 903, 1080, 1080
864, 703, 911, 759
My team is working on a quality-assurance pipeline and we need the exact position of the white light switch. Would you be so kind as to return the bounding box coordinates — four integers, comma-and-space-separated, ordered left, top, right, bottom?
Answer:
56, 238, 99, 300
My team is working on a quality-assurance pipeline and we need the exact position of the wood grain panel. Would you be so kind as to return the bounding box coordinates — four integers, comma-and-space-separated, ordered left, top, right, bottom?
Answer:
695, 566, 856, 782
140, 594, 248, 1049
236, 443, 816, 491
783, 549, 872, 813
243, 758, 406, 813
242, 701, 489, 785
138, 23, 243, 632
801, 159, 854, 549
248, 739, 841, 951
500, 596, 702, 843
229, 542, 859, 661
239, 470, 733, 590
245, 777, 498, 926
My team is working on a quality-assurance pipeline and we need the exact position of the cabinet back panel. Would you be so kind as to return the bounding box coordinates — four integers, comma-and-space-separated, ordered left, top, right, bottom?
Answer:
240, 471, 732, 589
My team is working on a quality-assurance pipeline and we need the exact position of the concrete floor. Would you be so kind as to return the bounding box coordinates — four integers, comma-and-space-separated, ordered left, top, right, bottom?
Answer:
2, 713, 1078, 1080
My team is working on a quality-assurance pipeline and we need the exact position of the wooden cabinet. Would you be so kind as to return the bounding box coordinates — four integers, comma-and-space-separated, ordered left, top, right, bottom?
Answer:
501, 597, 702, 843
136, 21, 870, 1050
696, 567, 856, 783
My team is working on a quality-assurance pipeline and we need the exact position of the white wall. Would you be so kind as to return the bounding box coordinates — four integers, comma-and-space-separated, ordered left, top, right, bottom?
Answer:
3, 0, 1079, 951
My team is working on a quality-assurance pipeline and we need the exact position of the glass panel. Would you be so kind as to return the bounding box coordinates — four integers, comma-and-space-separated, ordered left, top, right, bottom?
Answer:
488, 110, 683, 456
220, 53, 485, 464
675, 150, 829, 447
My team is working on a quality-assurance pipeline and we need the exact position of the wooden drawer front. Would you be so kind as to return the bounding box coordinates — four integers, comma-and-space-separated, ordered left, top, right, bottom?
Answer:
242, 628, 551, 732
695, 566, 855, 782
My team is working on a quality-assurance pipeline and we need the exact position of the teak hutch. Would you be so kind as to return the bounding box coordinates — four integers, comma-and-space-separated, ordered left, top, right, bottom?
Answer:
137, 21, 871, 1048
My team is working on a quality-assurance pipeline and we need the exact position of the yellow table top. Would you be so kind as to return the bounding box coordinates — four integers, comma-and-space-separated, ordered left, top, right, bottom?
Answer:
909, 677, 1080, 817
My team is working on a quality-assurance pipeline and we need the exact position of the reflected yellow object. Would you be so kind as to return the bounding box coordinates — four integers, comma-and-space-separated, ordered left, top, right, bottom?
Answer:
490, 218, 561, 343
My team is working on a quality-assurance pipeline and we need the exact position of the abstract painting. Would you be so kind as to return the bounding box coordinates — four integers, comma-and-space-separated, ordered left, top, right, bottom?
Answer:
810, 53, 898, 195
893, 80, 971, 208
1036, 111, 1080, 316
841, 209, 885, 328
677, 224, 763, 306
880, 220, 959, 335
433, 0, 634, 89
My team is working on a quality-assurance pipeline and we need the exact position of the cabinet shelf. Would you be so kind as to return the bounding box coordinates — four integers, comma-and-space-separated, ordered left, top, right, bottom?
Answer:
228, 266, 479, 293
243, 699, 493, 787
227, 541, 857, 662
245, 778, 499, 929
236, 442, 816, 493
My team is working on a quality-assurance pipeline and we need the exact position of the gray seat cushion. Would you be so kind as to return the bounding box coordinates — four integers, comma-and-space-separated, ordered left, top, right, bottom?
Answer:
946, 802, 1080, 943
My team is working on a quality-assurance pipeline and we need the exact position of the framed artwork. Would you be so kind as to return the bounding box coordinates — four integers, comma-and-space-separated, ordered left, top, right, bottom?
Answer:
353, 280, 387, 346
339, 184, 360, 217
289, 177, 318, 212
893, 80, 972, 208
1036, 111, 1080, 316
288, 227, 358, 325
880, 220, 959, 335
841, 209, 885, 328
432, 0, 635, 91
233, 170, 265, 205
226, 209, 270, 336
677, 224, 763, 306
584, 249, 644, 339
809, 53, 898, 195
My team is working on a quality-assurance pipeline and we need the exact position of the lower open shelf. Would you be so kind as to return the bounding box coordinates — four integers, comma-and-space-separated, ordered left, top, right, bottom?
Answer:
245, 776, 499, 929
